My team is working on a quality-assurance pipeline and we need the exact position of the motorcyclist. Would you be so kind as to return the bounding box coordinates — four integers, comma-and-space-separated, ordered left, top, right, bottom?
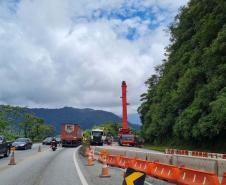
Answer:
51, 137, 57, 148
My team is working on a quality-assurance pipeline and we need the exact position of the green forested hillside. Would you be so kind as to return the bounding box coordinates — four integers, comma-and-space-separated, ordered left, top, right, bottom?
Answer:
138, 0, 226, 150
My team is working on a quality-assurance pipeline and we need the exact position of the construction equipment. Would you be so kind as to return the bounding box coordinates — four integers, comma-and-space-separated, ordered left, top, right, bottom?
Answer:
118, 81, 135, 146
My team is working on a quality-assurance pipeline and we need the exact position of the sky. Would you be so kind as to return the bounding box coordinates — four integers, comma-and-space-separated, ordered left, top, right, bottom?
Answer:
0, 0, 189, 115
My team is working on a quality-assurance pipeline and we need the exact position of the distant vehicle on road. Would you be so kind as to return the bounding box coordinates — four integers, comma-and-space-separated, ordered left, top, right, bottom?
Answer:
61, 123, 83, 147
12, 138, 32, 150
55, 137, 61, 144
42, 137, 52, 145
90, 128, 106, 146
134, 137, 145, 147
0, 136, 11, 157
105, 133, 113, 145
119, 134, 135, 146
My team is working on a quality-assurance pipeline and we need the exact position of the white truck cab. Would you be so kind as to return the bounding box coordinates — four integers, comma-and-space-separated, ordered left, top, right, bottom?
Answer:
90, 128, 106, 146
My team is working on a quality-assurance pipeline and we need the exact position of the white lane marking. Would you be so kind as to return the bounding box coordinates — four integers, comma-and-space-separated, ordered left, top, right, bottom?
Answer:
73, 147, 89, 185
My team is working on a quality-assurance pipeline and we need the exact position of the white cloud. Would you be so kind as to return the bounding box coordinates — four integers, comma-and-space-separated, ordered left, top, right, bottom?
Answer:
0, 0, 189, 114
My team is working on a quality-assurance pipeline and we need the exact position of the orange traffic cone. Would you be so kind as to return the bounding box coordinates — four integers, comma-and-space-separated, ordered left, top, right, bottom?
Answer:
99, 156, 110, 178
8, 149, 16, 165
86, 150, 94, 166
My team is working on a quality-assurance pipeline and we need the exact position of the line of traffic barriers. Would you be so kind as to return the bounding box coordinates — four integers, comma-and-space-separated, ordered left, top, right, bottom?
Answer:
165, 149, 226, 159
97, 152, 226, 185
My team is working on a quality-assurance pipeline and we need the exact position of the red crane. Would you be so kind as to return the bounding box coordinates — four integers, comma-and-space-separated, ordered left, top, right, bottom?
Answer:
118, 81, 135, 146
122, 81, 128, 130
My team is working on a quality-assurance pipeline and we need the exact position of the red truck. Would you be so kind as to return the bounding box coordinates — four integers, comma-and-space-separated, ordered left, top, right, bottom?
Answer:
61, 124, 83, 147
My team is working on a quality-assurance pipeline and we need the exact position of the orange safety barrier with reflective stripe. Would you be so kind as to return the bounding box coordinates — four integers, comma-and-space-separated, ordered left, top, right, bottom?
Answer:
98, 149, 109, 163
117, 156, 135, 169
106, 155, 120, 167
221, 172, 226, 185
131, 159, 153, 175
177, 167, 220, 185
151, 162, 180, 183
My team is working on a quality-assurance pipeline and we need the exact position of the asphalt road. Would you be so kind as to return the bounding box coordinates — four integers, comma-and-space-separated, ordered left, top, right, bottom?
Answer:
0, 144, 174, 185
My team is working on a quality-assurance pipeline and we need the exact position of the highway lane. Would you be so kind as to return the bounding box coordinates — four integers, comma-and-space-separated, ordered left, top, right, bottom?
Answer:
0, 143, 49, 168
0, 146, 83, 185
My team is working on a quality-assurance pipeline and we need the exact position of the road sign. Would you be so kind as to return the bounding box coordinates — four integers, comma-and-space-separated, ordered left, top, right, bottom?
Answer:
123, 168, 146, 185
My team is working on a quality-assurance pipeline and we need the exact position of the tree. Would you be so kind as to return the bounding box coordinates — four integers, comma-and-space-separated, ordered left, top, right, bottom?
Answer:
138, 0, 226, 149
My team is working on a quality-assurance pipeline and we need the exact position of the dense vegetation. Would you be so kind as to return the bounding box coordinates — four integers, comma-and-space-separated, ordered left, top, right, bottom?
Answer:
0, 105, 54, 141
138, 0, 226, 151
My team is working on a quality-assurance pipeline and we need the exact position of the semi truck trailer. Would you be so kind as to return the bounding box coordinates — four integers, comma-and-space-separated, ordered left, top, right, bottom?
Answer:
61, 123, 83, 147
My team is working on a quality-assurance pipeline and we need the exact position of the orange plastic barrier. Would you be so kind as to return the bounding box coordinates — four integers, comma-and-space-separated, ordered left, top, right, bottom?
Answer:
202, 152, 208, 157
180, 150, 188, 155
151, 162, 180, 183
117, 156, 135, 169
177, 167, 220, 185
198, 152, 203, 157
131, 159, 153, 175
176, 150, 181, 155
221, 172, 226, 185
106, 155, 120, 167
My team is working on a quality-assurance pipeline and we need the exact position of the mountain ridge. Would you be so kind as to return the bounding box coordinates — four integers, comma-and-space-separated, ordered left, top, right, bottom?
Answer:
26, 107, 139, 133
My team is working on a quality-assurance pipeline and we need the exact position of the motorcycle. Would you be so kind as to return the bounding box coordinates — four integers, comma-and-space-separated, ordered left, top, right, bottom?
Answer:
51, 141, 57, 151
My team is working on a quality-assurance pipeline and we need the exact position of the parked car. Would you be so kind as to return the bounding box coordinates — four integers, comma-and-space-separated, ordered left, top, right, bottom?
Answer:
12, 138, 32, 150
42, 137, 52, 145
0, 136, 11, 157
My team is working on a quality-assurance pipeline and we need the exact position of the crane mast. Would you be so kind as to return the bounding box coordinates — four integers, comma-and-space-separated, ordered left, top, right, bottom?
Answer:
121, 81, 128, 129
118, 81, 132, 139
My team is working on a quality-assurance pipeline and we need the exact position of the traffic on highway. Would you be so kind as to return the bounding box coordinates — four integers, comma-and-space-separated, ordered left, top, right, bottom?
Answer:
0, 81, 224, 185
0, 0, 225, 185
0, 82, 171, 185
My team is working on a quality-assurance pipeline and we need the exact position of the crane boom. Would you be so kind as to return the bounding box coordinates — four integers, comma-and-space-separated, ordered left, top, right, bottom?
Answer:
121, 81, 128, 129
